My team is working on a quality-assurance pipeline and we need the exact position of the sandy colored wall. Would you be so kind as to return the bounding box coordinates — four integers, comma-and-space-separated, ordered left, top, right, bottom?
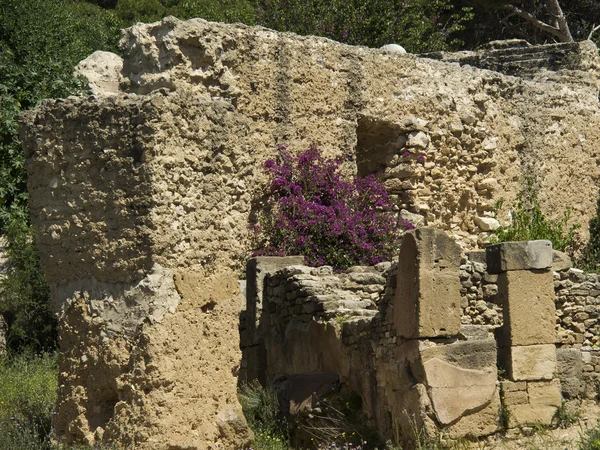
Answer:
18, 16, 600, 448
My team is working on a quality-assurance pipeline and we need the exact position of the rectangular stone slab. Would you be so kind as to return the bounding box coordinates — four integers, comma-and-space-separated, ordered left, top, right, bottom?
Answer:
394, 228, 461, 339
486, 240, 552, 273
500, 344, 557, 381
496, 270, 556, 346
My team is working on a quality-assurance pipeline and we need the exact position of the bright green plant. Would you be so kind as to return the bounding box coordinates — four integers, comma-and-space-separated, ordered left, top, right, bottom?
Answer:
579, 421, 600, 450
494, 181, 579, 253
0, 353, 57, 450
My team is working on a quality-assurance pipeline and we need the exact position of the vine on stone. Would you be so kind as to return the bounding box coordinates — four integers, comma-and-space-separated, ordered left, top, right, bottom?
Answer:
252, 146, 413, 270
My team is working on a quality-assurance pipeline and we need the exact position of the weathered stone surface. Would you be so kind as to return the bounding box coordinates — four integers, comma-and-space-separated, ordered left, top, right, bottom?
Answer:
474, 216, 500, 232
19, 15, 600, 449
394, 228, 461, 339
552, 250, 573, 271
527, 379, 562, 406
496, 270, 556, 346
380, 43, 407, 54
423, 358, 497, 425
556, 348, 584, 399
486, 241, 553, 273
75, 50, 123, 96
507, 404, 557, 428
501, 344, 557, 381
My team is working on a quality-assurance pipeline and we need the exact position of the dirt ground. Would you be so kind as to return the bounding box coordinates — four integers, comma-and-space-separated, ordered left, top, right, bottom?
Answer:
462, 401, 600, 450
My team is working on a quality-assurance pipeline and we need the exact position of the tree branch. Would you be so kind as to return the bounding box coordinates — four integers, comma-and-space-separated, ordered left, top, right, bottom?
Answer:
503, 2, 573, 42
589, 24, 600, 40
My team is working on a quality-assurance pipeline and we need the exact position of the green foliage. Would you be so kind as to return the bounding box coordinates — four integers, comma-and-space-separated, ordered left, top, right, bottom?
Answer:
455, 0, 600, 49
0, 216, 55, 353
167, 0, 257, 24
0, 0, 122, 354
494, 181, 579, 253
0, 0, 120, 230
580, 422, 600, 450
552, 402, 580, 429
0, 353, 57, 450
254, 0, 473, 52
112, 0, 257, 25
578, 190, 600, 272
239, 381, 290, 449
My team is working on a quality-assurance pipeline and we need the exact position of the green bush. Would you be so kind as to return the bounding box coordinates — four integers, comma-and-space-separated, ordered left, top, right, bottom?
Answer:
0, 353, 57, 450
254, 0, 473, 52
239, 381, 290, 449
578, 189, 600, 272
0, 217, 55, 353
494, 181, 579, 253
580, 422, 600, 450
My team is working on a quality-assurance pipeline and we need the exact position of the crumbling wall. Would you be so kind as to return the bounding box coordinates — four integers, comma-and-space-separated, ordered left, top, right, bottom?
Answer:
19, 15, 600, 449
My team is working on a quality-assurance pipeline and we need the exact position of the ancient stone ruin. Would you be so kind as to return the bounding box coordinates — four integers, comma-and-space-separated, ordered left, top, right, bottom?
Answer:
17, 16, 600, 449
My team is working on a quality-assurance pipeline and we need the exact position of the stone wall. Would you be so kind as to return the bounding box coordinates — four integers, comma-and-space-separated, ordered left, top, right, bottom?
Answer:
18, 16, 600, 449
249, 232, 567, 446
248, 236, 600, 445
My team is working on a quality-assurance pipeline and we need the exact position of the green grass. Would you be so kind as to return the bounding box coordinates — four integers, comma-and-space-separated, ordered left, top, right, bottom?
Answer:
0, 352, 57, 450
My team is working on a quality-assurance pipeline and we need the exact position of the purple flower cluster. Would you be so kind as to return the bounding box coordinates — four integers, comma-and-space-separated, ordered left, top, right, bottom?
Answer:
253, 147, 413, 270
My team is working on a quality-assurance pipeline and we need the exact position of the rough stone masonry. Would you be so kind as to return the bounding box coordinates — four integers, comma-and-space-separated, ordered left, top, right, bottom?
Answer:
18, 16, 600, 448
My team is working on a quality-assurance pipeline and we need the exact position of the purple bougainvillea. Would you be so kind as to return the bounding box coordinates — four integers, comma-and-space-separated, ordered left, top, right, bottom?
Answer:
252, 147, 414, 270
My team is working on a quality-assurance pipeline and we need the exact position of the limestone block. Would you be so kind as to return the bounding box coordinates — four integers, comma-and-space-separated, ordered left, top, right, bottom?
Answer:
502, 389, 528, 406
394, 228, 461, 339
496, 270, 556, 347
486, 240, 552, 274
500, 344, 557, 381
423, 358, 498, 425
527, 379, 562, 406
474, 216, 500, 231
552, 250, 573, 271
74, 51, 123, 97
444, 393, 501, 438
507, 404, 557, 428
556, 348, 584, 399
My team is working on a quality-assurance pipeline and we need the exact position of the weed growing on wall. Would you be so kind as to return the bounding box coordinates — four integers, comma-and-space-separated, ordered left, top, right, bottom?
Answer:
494, 180, 578, 253
578, 189, 600, 272
252, 147, 413, 271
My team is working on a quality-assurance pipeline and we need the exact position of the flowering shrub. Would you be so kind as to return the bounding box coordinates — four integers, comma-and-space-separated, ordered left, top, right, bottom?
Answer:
252, 147, 413, 270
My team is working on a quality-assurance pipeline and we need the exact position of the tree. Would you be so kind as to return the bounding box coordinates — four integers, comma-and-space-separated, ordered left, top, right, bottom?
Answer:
254, 0, 474, 53
456, 0, 600, 48
502, 0, 573, 42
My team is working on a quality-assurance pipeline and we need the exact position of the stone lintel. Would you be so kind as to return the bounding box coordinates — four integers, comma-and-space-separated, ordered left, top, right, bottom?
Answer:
486, 240, 552, 274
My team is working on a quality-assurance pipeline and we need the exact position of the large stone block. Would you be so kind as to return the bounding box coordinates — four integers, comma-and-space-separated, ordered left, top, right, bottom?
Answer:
486, 240, 552, 274
394, 228, 461, 339
507, 404, 557, 428
422, 358, 498, 425
496, 270, 556, 346
556, 348, 584, 399
500, 344, 557, 381
527, 379, 562, 406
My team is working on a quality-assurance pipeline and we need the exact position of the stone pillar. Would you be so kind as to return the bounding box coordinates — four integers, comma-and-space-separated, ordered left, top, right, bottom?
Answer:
394, 228, 462, 339
488, 240, 561, 427
242, 256, 305, 384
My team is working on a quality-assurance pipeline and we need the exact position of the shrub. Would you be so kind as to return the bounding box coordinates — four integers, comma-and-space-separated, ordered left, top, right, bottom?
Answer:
578, 189, 600, 272
255, 0, 473, 52
0, 353, 57, 450
239, 381, 290, 450
494, 180, 579, 253
252, 147, 413, 271
580, 422, 600, 450
0, 216, 55, 354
